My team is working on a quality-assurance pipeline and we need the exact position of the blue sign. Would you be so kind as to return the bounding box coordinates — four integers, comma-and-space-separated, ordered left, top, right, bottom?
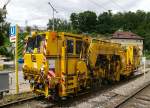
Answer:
9, 26, 17, 42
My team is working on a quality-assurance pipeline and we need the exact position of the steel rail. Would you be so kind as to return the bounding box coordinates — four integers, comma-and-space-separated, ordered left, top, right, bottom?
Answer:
0, 95, 41, 108
114, 81, 150, 108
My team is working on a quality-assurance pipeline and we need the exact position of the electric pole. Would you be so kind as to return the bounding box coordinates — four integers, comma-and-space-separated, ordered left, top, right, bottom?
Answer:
48, 1, 58, 31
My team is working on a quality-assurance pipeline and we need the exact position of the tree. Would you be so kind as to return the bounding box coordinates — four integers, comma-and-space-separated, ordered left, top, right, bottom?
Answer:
0, 8, 10, 46
69, 10, 150, 51
70, 13, 79, 30
97, 10, 114, 34
78, 11, 97, 33
0, 6, 11, 57
25, 26, 31, 33
70, 11, 97, 33
47, 18, 71, 32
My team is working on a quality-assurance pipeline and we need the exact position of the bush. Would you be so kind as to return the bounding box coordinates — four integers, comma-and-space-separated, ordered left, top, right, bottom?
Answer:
0, 46, 13, 59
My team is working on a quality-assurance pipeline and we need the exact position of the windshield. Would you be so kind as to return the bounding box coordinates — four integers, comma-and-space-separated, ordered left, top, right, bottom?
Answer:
26, 35, 45, 53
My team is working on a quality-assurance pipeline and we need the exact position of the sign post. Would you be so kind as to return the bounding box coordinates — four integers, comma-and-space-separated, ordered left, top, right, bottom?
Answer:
10, 25, 19, 94
10, 26, 16, 42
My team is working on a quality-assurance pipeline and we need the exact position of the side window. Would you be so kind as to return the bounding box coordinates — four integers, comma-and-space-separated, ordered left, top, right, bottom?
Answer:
35, 35, 42, 49
67, 40, 74, 54
26, 37, 34, 52
76, 40, 82, 54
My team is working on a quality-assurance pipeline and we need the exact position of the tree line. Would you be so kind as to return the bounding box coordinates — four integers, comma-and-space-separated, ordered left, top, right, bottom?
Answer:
0, 9, 11, 57
1, 9, 150, 57
47, 10, 150, 51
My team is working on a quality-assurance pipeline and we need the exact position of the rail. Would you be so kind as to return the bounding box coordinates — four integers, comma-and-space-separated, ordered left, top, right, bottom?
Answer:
0, 95, 41, 107
114, 81, 150, 108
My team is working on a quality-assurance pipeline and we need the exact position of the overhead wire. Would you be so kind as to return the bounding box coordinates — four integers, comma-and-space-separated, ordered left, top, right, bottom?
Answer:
87, 0, 108, 11
7, 0, 127, 27
110, 0, 125, 11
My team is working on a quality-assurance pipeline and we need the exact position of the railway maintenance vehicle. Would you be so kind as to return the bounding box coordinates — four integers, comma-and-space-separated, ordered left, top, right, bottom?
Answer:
22, 31, 140, 99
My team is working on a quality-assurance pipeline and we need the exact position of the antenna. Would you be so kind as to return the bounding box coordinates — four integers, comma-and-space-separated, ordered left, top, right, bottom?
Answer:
48, 1, 58, 31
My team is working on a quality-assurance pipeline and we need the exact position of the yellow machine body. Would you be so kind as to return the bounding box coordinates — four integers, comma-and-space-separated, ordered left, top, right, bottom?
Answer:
22, 31, 141, 98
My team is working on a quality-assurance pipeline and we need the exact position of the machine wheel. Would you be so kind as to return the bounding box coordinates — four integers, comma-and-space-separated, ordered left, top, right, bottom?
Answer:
52, 84, 60, 101
0, 92, 3, 99
98, 78, 102, 87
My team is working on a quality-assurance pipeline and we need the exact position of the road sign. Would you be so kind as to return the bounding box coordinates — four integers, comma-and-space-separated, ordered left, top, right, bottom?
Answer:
9, 25, 19, 93
9, 26, 17, 42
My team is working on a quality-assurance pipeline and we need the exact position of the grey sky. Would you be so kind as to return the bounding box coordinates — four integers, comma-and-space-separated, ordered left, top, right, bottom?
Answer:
0, 0, 148, 27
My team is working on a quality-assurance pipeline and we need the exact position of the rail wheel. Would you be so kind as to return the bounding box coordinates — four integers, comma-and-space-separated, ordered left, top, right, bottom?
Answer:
51, 84, 60, 101
0, 92, 3, 99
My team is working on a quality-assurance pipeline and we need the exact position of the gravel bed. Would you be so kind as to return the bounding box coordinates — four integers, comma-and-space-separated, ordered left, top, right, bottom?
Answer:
111, 68, 150, 96
0, 92, 35, 106
69, 68, 150, 108
119, 85, 150, 108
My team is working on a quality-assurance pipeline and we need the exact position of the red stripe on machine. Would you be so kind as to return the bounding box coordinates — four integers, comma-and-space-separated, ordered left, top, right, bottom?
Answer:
47, 70, 55, 78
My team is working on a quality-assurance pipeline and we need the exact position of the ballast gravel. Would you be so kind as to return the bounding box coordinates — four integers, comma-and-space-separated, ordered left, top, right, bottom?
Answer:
70, 68, 150, 108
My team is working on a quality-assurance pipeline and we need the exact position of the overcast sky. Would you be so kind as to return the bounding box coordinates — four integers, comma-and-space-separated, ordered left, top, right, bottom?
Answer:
0, 0, 149, 27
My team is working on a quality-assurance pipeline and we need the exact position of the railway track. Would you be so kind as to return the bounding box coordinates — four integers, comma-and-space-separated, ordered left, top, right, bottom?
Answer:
52, 70, 150, 108
0, 69, 149, 108
114, 81, 150, 108
0, 95, 58, 108
0, 95, 41, 108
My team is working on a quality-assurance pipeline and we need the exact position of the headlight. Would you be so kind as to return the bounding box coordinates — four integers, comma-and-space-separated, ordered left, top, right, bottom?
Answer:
41, 67, 44, 71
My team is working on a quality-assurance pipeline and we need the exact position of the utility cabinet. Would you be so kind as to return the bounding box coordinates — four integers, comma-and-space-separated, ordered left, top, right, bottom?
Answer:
0, 72, 9, 98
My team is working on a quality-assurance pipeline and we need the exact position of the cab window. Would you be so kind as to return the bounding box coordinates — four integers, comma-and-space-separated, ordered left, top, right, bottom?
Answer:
67, 40, 74, 54
26, 35, 43, 53
76, 40, 82, 54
